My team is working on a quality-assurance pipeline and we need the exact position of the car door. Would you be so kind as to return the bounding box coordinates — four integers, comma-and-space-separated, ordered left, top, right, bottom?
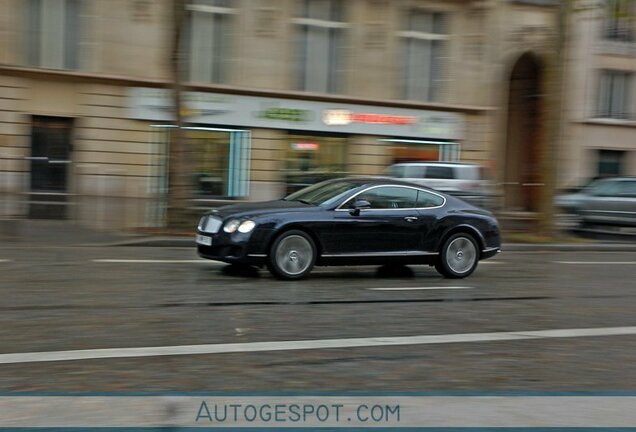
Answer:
583, 180, 625, 224
613, 180, 636, 227
414, 189, 446, 251
328, 186, 425, 255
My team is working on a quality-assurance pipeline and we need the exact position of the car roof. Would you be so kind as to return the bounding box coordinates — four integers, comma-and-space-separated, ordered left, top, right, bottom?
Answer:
339, 176, 440, 189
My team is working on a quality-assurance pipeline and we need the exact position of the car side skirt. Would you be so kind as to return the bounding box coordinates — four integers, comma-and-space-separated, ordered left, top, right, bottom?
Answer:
316, 251, 438, 266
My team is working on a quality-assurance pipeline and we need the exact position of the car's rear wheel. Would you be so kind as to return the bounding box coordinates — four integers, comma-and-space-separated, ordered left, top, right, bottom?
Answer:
267, 230, 316, 280
435, 233, 479, 279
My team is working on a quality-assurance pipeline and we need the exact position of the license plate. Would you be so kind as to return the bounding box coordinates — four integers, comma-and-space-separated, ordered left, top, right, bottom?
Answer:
196, 234, 212, 246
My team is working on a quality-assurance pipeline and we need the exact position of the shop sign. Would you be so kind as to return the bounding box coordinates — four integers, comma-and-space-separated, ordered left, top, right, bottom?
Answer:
127, 88, 463, 140
291, 142, 319, 151
322, 110, 417, 126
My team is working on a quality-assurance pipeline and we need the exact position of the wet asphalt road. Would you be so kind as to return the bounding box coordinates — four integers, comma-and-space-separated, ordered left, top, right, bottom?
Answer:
1, 245, 636, 392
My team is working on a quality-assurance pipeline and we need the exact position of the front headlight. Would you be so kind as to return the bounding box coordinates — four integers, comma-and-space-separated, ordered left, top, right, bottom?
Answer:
238, 220, 256, 233
223, 219, 241, 233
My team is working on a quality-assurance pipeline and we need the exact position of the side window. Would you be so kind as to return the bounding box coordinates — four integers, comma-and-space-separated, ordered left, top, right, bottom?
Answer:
387, 165, 406, 178
417, 190, 444, 208
404, 165, 426, 178
424, 166, 454, 179
591, 180, 622, 197
619, 181, 636, 197
349, 186, 418, 209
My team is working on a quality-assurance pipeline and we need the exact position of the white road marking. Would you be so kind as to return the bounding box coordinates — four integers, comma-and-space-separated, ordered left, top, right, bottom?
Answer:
480, 261, 504, 264
0, 259, 12, 262
92, 259, 215, 264
1, 326, 635, 365
367, 286, 474, 291
555, 261, 636, 265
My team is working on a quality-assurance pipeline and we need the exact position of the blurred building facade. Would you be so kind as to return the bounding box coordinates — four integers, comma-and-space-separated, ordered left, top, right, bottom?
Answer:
0, 0, 596, 229
560, 0, 636, 188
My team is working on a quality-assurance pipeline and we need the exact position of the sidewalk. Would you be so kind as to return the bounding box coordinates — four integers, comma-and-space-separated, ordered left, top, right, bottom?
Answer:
3, 219, 636, 251
0, 219, 141, 246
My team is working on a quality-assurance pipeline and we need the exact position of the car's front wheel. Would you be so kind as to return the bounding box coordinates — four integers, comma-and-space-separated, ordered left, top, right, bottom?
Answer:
267, 230, 316, 280
435, 233, 479, 279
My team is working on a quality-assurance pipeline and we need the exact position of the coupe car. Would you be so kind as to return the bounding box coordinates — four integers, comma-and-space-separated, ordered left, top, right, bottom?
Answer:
196, 177, 501, 280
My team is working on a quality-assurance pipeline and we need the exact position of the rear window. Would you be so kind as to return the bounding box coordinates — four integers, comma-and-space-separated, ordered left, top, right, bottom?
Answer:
417, 190, 444, 208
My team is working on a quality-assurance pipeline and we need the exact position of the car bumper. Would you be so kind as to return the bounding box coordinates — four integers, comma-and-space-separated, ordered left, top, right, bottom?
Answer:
481, 246, 501, 259
195, 228, 272, 265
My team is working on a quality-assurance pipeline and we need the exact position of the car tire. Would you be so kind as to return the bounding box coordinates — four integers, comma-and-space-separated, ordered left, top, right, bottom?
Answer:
267, 230, 316, 280
435, 233, 479, 279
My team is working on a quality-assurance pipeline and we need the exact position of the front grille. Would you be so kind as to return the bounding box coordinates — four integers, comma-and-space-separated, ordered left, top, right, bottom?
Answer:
198, 244, 245, 258
199, 216, 222, 234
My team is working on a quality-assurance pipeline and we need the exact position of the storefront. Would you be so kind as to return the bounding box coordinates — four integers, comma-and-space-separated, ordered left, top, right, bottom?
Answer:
127, 88, 465, 202
151, 126, 251, 199
284, 133, 349, 193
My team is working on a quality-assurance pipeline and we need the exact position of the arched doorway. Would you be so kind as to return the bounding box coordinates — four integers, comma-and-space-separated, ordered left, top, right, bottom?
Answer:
504, 52, 543, 212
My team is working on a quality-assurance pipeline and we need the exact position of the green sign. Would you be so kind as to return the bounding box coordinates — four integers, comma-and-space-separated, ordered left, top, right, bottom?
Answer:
257, 107, 311, 122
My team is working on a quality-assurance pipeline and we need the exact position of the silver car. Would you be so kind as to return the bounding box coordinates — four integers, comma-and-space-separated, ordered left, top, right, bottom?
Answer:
556, 177, 636, 227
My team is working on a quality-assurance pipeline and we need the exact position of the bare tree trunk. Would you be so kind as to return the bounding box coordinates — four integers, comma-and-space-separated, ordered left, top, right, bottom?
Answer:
166, 0, 192, 228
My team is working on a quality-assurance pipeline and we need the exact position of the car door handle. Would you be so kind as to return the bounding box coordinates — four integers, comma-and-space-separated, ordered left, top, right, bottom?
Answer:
404, 216, 418, 222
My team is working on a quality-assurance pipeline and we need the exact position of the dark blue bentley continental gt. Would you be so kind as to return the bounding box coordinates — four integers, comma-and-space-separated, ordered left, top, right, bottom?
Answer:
196, 177, 501, 280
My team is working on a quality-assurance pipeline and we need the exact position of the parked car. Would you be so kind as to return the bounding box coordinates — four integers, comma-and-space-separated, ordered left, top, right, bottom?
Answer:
385, 162, 495, 210
555, 177, 636, 228
196, 177, 501, 280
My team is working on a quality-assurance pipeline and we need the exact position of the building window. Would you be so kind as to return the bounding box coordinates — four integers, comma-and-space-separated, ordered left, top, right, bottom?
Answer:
24, 0, 81, 70
294, 0, 348, 93
603, 0, 635, 42
597, 70, 632, 119
399, 9, 449, 102
597, 149, 625, 177
184, 0, 235, 84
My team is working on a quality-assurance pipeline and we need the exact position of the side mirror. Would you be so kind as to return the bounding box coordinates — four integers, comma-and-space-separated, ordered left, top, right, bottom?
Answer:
349, 199, 371, 216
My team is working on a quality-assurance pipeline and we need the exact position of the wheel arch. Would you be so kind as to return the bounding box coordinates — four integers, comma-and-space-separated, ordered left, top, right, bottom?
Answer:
436, 224, 486, 257
266, 223, 324, 257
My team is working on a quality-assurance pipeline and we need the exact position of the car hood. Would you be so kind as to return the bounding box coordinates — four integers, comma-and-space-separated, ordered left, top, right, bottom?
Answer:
206, 200, 315, 219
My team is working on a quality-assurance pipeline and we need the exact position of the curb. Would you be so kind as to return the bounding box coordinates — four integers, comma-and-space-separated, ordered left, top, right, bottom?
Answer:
94, 236, 195, 247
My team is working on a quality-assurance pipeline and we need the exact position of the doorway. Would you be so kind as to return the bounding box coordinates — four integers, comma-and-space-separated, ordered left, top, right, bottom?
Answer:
28, 116, 73, 218
504, 52, 543, 211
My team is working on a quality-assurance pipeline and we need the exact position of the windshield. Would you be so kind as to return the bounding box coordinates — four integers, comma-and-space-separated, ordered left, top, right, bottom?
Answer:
582, 178, 611, 194
284, 180, 358, 206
